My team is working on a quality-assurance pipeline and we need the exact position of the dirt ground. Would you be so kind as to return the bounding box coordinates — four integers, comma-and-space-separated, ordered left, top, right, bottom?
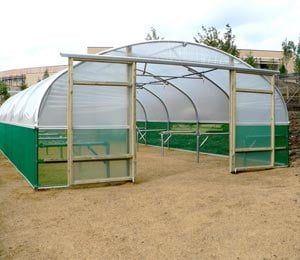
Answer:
1, 146, 300, 260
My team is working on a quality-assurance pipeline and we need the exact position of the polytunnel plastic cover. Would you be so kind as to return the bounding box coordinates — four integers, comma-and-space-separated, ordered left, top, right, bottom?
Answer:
0, 40, 289, 127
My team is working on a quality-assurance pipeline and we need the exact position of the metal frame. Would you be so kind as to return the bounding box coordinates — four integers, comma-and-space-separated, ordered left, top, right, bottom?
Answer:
138, 69, 199, 133
61, 53, 277, 75
137, 83, 170, 125
160, 130, 229, 163
62, 52, 279, 176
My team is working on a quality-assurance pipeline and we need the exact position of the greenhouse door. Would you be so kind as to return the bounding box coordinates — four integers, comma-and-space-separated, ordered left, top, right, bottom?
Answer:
66, 56, 136, 185
229, 70, 275, 173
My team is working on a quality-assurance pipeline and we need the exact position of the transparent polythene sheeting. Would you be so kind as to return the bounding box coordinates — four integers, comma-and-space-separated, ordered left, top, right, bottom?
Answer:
202, 69, 288, 124
38, 73, 68, 127
136, 62, 229, 123
169, 77, 229, 122
136, 101, 146, 121
143, 84, 197, 122
0, 41, 288, 129
73, 85, 129, 127
274, 91, 288, 124
72, 62, 130, 82
136, 88, 168, 122
0, 72, 64, 127
39, 62, 131, 128
236, 73, 272, 91
236, 92, 272, 124
103, 41, 247, 67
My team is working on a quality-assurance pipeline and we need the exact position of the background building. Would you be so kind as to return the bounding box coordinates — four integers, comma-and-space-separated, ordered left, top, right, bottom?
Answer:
0, 65, 67, 94
87, 46, 112, 54
239, 49, 294, 72
0, 47, 112, 97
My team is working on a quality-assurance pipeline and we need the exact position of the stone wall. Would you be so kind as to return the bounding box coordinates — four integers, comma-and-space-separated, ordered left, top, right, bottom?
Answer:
277, 76, 300, 167
288, 109, 300, 167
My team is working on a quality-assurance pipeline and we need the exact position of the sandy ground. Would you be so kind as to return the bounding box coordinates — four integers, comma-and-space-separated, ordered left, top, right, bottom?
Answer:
0, 145, 300, 260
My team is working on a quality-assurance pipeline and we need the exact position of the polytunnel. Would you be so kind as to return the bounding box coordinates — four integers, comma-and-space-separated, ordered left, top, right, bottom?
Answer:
0, 41, 289, 189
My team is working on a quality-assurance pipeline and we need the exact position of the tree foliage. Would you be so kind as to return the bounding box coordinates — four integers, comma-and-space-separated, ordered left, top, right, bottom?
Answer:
282, 38, 300, 73
20, 76, 27, 90
282, 39, 295, 68
294, 40, 300, 73
0, 81, 10, 103
43, 69, 50, 80
194, 24, 239, 57
145, 27, 164, 41
243, 53, 257, 67
20, 83, 28, 90
279, 64, 287, 74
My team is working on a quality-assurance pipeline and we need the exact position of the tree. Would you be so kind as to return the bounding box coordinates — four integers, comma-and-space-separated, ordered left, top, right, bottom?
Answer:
295, 57, 300, 74
0, 81, 10, 103
20, 83, 28, 90
194, 24, 239, 57
145, 27, 164, 41
43, 69, 50, 80
281, 38, 300, 73
279, 64, 287, 74
294, 40, 300, 74
20, 75, 27, 90
194, 26, 220, 48
243, 53, 257, 67
282, 39, 295, 71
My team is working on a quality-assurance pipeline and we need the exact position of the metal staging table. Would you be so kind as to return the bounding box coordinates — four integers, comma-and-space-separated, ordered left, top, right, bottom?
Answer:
160, 130, 229, 162
39, 136, 111, 177
136, 128, 166, 150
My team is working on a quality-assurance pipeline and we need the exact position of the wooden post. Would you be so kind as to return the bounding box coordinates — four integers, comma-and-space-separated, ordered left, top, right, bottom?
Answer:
229, 70, 236, 173
67, 58, 74, 186
129, 62, 137, 182
270, 75, 275, 167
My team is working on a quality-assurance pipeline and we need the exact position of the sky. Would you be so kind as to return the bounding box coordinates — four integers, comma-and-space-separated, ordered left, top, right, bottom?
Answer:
1, 0, 299, 71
